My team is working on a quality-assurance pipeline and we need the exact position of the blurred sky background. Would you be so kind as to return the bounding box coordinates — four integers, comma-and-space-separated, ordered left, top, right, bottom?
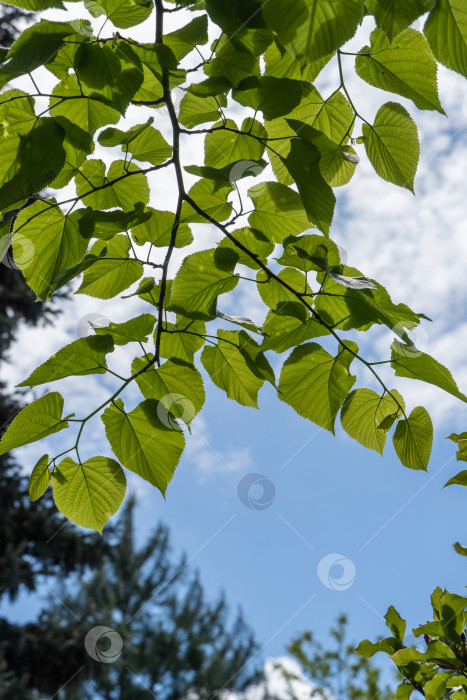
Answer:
1, 3, 467, 689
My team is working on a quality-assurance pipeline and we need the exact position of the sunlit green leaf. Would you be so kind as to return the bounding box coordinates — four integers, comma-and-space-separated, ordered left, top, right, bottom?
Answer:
279, 341, 358, 433
0, 392, 69, 457
76, 235, 143, 299
18, 335, 114, 387
102, 398, 185, 494
341, 388, 405, 454
29, 454, 51, 501
52, 456, 126, 533
393, 406, 433, 471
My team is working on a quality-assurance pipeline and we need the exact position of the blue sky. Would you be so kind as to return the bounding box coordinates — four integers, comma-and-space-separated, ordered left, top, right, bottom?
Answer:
2, 4, 467, 693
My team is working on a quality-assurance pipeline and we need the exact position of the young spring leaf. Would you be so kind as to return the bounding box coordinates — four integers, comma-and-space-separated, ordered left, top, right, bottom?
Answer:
17, 335, 115, 387
12, 201, 87, 301
76, 235, 143, 299
132, 356, 205, 425
102, 399, 185, 495
366, 0, 429, 42
159, 317, 207, 361
278, 342, 358, 433
51, 456, 126, 533
29, 454, 51, 501
391, 341, 467, 403
424, 0, 467, 79
201, 330, 268, 408
393, 406, 433, 471
340, 389, 405, 455
131, 208, 193, 248
168, 248, 239, 320
356, 28, 444, 113
362, 102, 420, 191
84, 0, 153, 29
263, 0, 364, 64
0, 393, 69, 457
94, 314, 155, 346
248, 181, 310, 242
75, 159, 150, 212
50, 75, 121, 134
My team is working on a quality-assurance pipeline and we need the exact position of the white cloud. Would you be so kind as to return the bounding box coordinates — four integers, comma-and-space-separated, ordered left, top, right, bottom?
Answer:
184, 414, 253, 480
222, 657, 323, 700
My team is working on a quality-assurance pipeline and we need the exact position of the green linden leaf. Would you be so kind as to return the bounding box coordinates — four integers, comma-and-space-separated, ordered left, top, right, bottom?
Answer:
232, 76, 303, 120
201, 329, 266, 408
101, 399, 185, 495
50, 75, 121, 134
204, 118, 266, 169
366, 0, 430, 42
50, 118, 94, 190
17, 335, 115, 387
168, 248, 239, 320
75, 159, 150, 212
445, 471, 467, 487
391, 340, 467, 402
76, 235, 143, 299
0, 118, 66, 212
74, 42, 143, 115
286, 119, 358, 187
278, 341, 358, 433
356, 638, 399, 658
0, 20, 79, 89
84, 0, 153, 29
51, 456, 126, 533
248, 182, 310, 242
393, 406, 433, 471
45, 33, 88, 81
356, 28, 444, 113
424, 674, 451, 700
121, 276, 155, 300
0, 89, 36, 182
131, 208, 193, 248
385, 605, 406, 641
132, 356, 205, 425
453, 542, 467, 555
263, 0, 364, 64
0, 0, 69, 8
99, 123, 172, 166
277, 234, 341, 273
179, 92, 228, 129
340, 388, 405, 455
424, 0, 467, 79
159, 317, 206, 361
184, 159, 267, 184
29, 454, 51, 501
362, 101, 420, 191
265, 39, 332, 83
0, 392, 69, 457
315, 270, 420, 332
188, 77, 232, 98
94, 314, 155, 346
180, 178, 234, 224
204, 34, 260, 87
257, 267, 311, 312
78, 204, 152, 240
217, 227, 274, 270
283, 139, 336, 235
262, 311, 329, 353
12, 201, 87, 301
164, 14, 209, 60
